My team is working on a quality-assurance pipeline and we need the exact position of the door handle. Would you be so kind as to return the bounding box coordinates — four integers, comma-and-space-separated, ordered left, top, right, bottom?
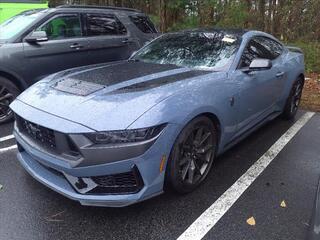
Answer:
70, 43, 84, 50
276, 72, 285, 78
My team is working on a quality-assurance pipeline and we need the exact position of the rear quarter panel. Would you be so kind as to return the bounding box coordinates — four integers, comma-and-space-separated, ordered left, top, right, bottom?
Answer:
278, 49, 305, 109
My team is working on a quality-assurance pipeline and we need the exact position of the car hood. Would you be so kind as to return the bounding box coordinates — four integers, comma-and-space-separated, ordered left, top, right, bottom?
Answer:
15, 61, 213, 131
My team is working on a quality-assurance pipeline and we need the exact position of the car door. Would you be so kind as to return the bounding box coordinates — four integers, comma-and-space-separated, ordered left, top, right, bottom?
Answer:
23, 13, 90, 83
233, 36, 285, 135
84, 13, 137, 65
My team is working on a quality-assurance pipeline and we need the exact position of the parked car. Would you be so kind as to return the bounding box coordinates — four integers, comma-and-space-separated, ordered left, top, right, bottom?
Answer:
0, 5, 158, 123
10, 29, 304, 207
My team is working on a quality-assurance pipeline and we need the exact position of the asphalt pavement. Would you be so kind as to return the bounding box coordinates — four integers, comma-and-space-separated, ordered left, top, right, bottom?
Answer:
0, 110, 319, 240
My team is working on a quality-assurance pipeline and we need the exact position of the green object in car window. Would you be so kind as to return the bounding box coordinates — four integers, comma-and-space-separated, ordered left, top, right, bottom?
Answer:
39, 15, 81, 40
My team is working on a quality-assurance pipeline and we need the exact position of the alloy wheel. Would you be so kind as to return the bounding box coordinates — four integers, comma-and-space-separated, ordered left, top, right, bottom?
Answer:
178, 125, 215, 185
290, 81, 303, 114
0, 85, 14, 121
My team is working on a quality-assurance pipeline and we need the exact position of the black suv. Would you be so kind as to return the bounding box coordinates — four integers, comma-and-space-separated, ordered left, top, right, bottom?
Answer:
0, 5, 158, 123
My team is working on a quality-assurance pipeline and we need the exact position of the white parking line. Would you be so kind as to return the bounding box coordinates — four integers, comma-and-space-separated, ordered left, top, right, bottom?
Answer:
0, 145, 17, 153
0, 134, 14, 142
177, 112, 315, 240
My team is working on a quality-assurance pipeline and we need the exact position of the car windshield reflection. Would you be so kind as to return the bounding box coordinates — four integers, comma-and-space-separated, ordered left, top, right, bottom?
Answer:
132, 31, 242, 71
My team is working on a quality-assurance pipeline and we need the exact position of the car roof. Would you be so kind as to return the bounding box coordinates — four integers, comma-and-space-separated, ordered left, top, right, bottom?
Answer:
178, 28, 249, 37
54, 5, 142, 14
172, 28, 281, 43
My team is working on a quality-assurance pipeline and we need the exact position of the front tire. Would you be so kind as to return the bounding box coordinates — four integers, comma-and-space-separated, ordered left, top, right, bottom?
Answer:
282, 77, 304, 120
166, 116, 218, 194
0, 77, 19, 124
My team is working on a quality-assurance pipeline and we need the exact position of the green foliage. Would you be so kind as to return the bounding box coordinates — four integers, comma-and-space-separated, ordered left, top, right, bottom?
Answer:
215, 2, 249, 28
288, 41, 320, 73
168, 15, 199, 31
149, 14, 160, 29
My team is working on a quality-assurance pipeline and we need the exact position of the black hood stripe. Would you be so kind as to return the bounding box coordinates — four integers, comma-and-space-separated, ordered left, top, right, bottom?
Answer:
66, 61, 182, 86
52, 61, 192, 96
109, 70, 211, 94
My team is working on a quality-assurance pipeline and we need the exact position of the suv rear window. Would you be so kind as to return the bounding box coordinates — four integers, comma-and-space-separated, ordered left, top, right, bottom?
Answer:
86, 14, 127, 36
129, 15, 157, 33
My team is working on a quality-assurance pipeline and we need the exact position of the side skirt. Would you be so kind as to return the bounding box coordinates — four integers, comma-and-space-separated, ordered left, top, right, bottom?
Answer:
220, 110, 282, 155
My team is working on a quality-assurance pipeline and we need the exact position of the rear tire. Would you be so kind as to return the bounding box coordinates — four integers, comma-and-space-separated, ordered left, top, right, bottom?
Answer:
282, 77, 304, 120
0, 77, 20, 124
166, 116, 218, 194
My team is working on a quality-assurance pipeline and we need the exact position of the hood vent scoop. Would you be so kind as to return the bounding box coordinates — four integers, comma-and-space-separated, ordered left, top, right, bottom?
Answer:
52, 78, 105, 96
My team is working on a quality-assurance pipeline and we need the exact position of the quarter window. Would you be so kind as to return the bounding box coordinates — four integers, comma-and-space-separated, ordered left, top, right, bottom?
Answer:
129, 15, 157, 33
240, 36, 283, 68
86, 14, 127, 36
38, 15, 82, 40
258, 37, 283, 58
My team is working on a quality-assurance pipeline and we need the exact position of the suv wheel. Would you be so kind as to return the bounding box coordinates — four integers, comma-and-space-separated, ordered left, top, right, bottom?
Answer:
0, 77, 19, 123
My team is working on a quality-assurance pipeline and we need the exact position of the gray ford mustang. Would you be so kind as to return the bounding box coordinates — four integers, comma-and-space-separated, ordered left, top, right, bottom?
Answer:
10, 29, 304, 207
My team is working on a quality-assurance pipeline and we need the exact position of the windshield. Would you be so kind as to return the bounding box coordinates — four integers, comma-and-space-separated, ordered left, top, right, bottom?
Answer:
132, 31, 241, 71
0, 10, 46, 41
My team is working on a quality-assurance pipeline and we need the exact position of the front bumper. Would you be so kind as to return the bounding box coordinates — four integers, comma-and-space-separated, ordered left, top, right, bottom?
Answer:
17, 150, 160, 207
13, 120, 179, 207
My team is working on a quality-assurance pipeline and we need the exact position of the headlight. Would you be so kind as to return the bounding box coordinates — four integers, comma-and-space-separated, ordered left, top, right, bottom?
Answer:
85, 124, 167, 144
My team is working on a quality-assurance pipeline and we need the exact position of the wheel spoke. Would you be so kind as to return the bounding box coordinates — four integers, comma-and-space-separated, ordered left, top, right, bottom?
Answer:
0, 100, 11, 119
179, 157, 190, 166
193, 160, 204, 176
187, 161, 195, 183
0, 93, 13, 102
181, 161, 191, 180
0, 86, 5, 95
199, 132, 211, 146
197, 144, 213, 154
199, 162, 208, 175
194, 127, 203, 145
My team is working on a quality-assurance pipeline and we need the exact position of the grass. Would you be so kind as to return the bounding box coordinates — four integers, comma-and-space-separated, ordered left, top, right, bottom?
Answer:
287, 41, 320, 73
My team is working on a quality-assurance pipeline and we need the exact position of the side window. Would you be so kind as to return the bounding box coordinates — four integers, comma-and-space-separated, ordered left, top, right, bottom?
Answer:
129, 15, 157, 33
38, 15, 82, 40
86, 14, 127, 36
240, 37, 276, 68
259, 37, 283, 58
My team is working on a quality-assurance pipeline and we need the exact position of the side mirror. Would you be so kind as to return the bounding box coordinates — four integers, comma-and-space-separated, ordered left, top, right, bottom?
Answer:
25, 31, 48, 43
244, 59, 272, 72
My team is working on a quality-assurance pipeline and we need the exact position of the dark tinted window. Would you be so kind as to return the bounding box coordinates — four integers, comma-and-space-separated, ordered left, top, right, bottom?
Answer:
240, 36, 283, 68
38, 15, 81, 40
132, 32, 241, 70
86, 14, 127, 36
129, 15, 157, 33
258, 37, 283, 58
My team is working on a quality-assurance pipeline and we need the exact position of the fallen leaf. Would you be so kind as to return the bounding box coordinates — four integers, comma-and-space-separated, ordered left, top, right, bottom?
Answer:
45, 210, 66, 222
280, 200, 287, 208
246, 216, 256, 226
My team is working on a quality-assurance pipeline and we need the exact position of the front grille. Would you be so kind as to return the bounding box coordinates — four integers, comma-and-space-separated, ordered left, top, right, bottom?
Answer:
89, 166, 144, 194
16, 115, 56, 149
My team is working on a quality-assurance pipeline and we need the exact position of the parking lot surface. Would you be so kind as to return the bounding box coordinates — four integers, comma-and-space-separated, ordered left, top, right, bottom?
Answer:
0, 110, 319, 240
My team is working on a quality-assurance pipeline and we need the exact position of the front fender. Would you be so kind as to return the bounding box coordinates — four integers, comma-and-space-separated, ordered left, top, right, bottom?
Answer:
128, 75, 239, 153
0, 66, 27, 89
